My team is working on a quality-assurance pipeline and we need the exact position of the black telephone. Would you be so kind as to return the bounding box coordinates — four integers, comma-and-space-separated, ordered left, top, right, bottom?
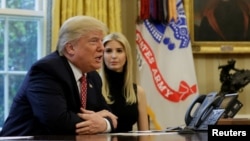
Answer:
184, 92, 242, 131
217, 93, 243, 118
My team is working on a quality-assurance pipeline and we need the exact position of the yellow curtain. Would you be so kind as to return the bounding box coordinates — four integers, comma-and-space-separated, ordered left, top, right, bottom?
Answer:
51, 0, 122, 51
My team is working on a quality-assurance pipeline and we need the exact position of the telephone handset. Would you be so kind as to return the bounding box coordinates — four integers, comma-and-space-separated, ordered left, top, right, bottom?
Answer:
217, 93, 243, 118
184, 92, 225, 131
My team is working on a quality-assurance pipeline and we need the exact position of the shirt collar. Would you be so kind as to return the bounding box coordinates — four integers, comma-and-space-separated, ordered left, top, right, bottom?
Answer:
68, 61, 82, 81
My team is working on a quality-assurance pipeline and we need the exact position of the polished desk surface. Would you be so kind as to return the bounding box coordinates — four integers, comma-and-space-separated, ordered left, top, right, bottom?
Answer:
3, 118, 249, 140
217, 118, 250, 125
0, 132, 208, 141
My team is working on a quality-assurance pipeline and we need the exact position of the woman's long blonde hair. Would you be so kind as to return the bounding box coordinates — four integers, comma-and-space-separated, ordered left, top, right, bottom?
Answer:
100, 32, 136, 105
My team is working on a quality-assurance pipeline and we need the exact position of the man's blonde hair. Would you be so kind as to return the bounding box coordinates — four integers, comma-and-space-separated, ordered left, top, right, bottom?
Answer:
57, 15, 108, 55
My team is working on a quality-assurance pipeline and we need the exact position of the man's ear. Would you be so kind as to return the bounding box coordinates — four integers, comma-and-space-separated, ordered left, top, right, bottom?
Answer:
65, 43, 75, 55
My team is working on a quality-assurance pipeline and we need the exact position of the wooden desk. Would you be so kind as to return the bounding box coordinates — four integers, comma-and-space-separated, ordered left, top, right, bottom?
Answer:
0, 132, 208, 141
217, 118, 250, 125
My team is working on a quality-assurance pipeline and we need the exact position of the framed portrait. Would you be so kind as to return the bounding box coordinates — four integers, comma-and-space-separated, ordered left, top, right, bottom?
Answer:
188, 0, 250, 54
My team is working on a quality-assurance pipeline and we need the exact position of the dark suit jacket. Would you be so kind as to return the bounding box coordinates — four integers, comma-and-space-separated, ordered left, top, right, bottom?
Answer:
0, 51, 112, 136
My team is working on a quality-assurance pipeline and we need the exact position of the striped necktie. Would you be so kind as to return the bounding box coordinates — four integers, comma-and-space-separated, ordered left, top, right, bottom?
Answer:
80, 74, 87, 108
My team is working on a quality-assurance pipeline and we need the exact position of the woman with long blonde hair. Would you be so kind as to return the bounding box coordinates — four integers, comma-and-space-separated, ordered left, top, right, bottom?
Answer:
99, 32, 149, 132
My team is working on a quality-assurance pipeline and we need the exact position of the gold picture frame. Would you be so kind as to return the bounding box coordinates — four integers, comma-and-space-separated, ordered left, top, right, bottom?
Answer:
186, 0, 250, 54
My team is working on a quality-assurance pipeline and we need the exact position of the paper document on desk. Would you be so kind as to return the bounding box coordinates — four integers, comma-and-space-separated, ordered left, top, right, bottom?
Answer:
109, 130, 177, 136
0, 136, 33, 140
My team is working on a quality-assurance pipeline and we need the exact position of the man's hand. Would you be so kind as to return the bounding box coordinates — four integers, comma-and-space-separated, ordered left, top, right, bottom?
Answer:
79, 108, 118, 129
96, 109, 118, 129
76, 111, 107, 134
76, 108, 118, 134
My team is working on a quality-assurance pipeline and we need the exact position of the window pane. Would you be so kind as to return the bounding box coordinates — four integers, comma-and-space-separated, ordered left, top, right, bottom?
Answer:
6, 0, 35, 10
0, 75, 3, 127
0, 0, 48, 129
8, 18, 38, 71
0, 19, 3, 70
8, 75, 25, 107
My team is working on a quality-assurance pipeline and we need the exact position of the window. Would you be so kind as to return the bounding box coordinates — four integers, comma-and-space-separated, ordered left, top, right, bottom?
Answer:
0, 0, 49, 128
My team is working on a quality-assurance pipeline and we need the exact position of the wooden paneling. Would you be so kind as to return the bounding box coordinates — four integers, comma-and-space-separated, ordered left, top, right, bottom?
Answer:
194, 54, 250, 115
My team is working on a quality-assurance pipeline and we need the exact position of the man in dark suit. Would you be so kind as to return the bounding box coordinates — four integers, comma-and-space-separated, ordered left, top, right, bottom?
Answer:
0, 15, 117, 136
